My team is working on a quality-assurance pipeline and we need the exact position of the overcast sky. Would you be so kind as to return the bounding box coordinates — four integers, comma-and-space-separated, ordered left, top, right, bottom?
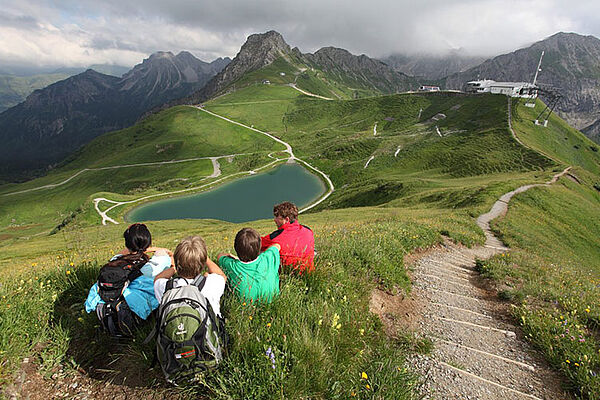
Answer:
2, 0, 599, 70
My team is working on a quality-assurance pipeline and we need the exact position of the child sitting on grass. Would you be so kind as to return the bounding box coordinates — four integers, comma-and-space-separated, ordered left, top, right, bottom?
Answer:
218, 228, 281, 303
85, 223, 173, 336
154, 236, 227, 316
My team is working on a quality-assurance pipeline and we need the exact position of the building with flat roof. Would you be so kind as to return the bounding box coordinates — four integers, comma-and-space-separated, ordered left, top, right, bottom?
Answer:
465, 80, 538, 98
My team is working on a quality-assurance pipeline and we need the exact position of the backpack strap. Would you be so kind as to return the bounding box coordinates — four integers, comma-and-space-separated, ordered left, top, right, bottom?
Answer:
127, 267, 143, 284
192, 275, 207, 292
165, 277, 177, 293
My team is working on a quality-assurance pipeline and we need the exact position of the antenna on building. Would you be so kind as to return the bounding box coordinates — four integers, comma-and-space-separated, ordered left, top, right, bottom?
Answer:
532, 51, 544, 86
525, 51, 545, 108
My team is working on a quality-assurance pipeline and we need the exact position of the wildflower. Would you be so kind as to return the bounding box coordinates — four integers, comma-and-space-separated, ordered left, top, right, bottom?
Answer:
66, 270, 71, 275
566, 359, 570, 364
69, 262, 74, 267
350, 391, 356, 397
266, 323, 271, 328
366, 384, 371, 390
575, 363, 580, 367
265, 346, 276, 369
359, 328, 365, 336
318, 319, 322, 326
331, 313, 340, 329
586, 308, 591, 313
242, 302, 246, 306
361, 371, 368, 380
249, 315, 253, 321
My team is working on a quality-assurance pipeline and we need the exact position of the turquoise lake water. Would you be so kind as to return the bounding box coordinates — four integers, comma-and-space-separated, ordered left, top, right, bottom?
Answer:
127, 163, 326, 223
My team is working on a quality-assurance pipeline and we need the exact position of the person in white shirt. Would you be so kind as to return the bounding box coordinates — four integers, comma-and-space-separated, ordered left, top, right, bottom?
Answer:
154, 236, 227, 316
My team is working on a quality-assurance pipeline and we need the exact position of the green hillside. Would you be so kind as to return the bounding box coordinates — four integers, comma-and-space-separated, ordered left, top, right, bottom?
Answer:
1, 65, 600, 397
0, 105, 285, 239
0, 73, 70, 112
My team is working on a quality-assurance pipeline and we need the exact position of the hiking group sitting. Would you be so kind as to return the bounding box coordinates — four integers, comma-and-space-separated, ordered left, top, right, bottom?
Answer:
84, 201, 314, 383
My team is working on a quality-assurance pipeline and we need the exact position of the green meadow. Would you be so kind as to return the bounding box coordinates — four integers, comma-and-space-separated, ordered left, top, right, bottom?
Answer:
0, 70, 599, 398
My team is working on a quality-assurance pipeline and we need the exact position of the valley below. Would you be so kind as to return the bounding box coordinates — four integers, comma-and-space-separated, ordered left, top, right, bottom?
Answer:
1, 31, 600, 400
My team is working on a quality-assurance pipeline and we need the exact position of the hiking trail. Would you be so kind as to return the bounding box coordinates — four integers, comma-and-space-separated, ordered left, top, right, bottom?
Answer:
371, 97, 574, 398
398, 166, 572, 399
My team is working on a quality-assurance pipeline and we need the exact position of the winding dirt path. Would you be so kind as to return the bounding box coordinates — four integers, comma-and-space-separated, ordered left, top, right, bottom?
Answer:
392, 166, 573, 399
287, 83, 334, 100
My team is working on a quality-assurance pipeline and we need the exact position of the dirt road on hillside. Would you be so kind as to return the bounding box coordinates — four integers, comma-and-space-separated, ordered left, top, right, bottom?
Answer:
373, 167, 573, 399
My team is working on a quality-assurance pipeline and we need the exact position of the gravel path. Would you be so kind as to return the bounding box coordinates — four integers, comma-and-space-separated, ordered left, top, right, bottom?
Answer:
403, 166, 573, 399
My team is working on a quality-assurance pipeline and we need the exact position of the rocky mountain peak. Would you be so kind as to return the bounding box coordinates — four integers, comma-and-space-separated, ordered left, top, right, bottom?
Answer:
187, 31, 293, 103
235, 30, 291, 68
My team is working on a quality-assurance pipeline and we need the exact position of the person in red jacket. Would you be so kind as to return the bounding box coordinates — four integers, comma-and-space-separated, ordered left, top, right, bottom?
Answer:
260, 201, 315, 274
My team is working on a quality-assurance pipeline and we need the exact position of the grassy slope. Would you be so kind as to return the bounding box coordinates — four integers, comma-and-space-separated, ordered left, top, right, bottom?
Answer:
0, 207, 480, 398
1, 63, 599, 397
511, 98, 600, 173
0, 106, 285, 239
477, 100, 600, 397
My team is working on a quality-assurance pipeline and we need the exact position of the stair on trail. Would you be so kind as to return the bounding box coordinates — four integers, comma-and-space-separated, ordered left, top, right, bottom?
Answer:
411, 243, 571, 399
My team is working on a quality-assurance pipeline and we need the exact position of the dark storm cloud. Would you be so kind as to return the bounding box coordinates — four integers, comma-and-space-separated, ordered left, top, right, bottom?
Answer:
1, 0, 600, 68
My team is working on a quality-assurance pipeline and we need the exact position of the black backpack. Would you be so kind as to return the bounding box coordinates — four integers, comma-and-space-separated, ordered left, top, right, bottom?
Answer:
95, 254, 146, 338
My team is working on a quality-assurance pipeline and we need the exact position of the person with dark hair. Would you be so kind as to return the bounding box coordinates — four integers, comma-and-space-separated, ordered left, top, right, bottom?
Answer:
218, 228, 281, 303
84, 223, 173, 333
260, 201, 315, 274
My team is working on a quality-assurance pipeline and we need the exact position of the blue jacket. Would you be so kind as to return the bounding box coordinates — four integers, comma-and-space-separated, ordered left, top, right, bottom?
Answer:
85, 254, 170, 320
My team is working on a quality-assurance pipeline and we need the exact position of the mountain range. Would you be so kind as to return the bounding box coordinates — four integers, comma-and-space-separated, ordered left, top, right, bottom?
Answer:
185, 30, 416, 105
0, 52, 230, 180
381, 51, 486, 80
2, 30, 600, 181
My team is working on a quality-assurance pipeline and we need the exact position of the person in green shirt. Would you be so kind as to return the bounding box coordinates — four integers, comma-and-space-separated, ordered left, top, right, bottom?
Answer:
218, 228, 281, 303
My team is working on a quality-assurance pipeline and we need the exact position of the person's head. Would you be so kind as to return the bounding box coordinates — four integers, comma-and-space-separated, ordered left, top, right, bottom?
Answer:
273, 201, 298, 228
174, 236, 207, 278
124, 223, 152, 253
234, 228, 261, 262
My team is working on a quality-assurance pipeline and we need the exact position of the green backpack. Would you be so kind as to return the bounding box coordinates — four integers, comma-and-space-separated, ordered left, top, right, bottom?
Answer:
154, 276, 227, 384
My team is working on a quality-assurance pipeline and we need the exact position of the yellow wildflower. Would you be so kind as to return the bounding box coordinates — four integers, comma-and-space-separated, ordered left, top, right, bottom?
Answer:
66, 270, 71, 275
266, 323, 271, 328
366, 384, 371, 390
566, 359, 570, 364
69, 262, 74, 266
361, 371, 368, 380
585, 308, 590, 313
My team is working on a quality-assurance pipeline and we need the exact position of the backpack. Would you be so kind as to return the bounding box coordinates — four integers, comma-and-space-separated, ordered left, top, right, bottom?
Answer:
95, 255, 145, 338
153, 276, 227, 384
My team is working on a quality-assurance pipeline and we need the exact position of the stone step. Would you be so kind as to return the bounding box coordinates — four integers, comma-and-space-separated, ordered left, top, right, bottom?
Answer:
424, 301, 513, 332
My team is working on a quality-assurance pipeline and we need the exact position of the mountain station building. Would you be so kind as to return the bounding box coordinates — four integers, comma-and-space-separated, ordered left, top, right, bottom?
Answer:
465, 79, 538, 98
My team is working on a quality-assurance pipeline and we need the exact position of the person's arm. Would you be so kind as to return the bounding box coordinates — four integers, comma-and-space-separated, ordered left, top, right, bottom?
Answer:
260, 234, 272, 251
146, 247, 173, 256
217, 252, 236, 262
154, 265, 176, 282
269, 243, 281, 251
206, 257, 227, 281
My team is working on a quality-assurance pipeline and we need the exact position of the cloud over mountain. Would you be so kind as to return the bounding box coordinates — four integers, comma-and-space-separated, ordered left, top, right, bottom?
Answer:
2, 0, 600, 70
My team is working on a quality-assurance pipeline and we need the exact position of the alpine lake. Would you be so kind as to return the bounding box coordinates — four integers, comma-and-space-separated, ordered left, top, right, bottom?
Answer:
126, 163, 326, 223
